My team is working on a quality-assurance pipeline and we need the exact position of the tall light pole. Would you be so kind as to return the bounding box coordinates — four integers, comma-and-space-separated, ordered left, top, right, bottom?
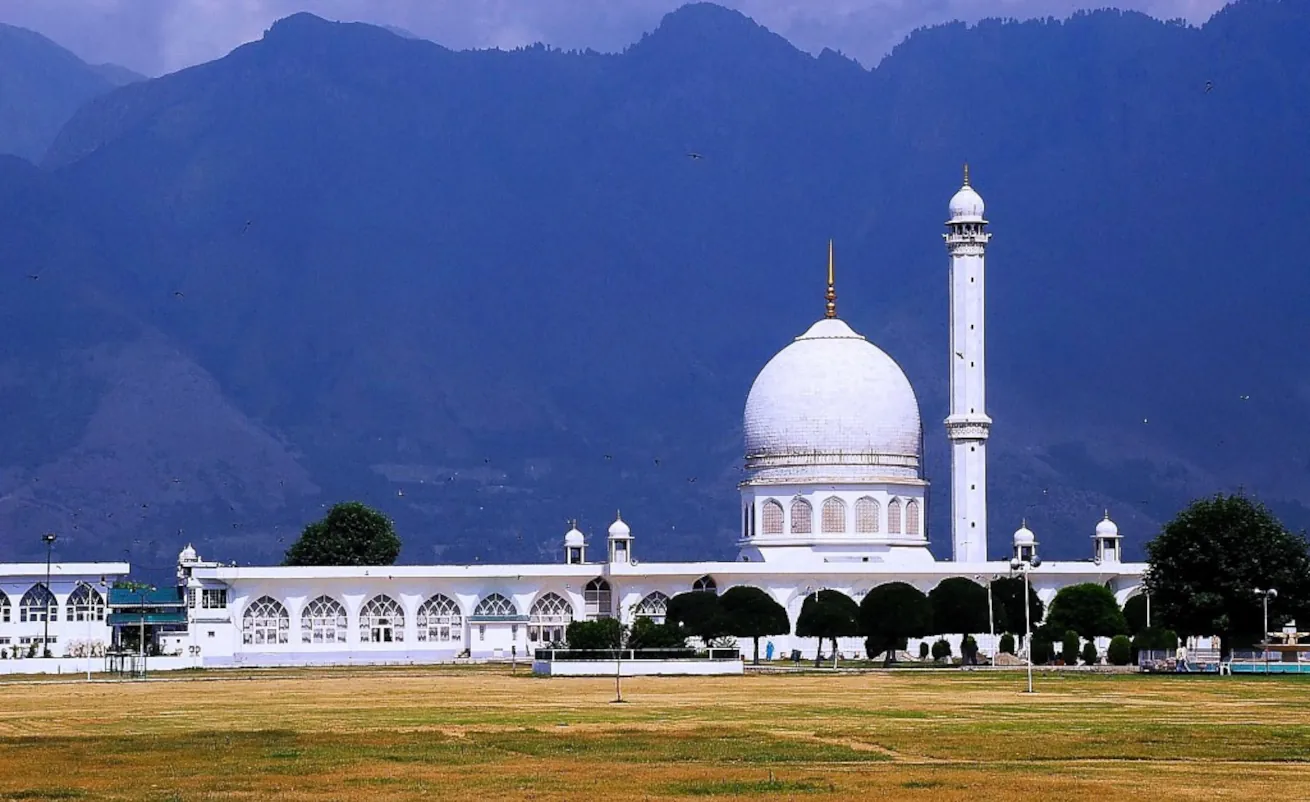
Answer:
1254, 588, 1278, 674
1010, 554, 1042, 693
41, 533, 57, 658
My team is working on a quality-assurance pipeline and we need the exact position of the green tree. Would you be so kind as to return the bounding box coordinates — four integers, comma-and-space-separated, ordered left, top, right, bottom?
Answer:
927, 578, 989, 635
917, 641, 930, 659
719, 586, 790, 664
626, 617, 686, 650
796, 589, 860, 666
1060, 629, 1081, 665
1031, 624, 1059, 664
859, 582, 933, 666
665, 592, 729, 642
1145, 493, 1310, 655
1122, 594, 1149, 636
283, 501, 400, 566
1080, 641, 1098, 665
566, 618, 622, 650
1045, 583, 1128, 640
930, 638, 951, 662
1107, 635, 1132, 665
989, 576, 1045, 635
1131, 627, 1179, 660
999, 632, 1016, 655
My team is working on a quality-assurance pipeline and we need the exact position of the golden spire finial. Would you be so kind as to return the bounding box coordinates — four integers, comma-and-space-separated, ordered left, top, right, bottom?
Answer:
824, 239, 837, 319
963, 161, 970, 187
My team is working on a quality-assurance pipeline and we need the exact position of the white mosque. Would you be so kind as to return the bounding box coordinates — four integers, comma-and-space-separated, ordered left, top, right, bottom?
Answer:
0, 171, 1145, 669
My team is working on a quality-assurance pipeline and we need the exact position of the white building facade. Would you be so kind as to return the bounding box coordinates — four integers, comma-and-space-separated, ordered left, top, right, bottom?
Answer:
1, 172, 1146, 669
0, 562, 129, 661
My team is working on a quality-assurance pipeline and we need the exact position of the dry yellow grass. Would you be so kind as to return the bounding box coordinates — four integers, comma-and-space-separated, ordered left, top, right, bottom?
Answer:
1, 667, 1308, 800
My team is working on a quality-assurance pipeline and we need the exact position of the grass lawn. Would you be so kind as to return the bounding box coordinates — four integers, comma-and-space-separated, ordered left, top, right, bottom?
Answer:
1, 667, 1308, 800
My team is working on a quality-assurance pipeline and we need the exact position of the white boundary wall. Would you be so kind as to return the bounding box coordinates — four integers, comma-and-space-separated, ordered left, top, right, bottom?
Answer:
533, 659, 744, 676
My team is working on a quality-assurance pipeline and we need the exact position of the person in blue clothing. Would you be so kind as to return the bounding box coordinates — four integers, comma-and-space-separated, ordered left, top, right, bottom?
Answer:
765, 641, 775, 661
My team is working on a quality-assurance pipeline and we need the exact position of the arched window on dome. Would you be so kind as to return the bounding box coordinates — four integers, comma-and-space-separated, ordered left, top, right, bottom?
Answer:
360, 594, 405, 643
855, 497, 880, 533
66, 583, 105, 622
301, 595, 348, 644
692, 576, 717, 595
634, 591, 670, 624
906, 499, 921, 536
416, 594, 462, 643
242, 596, 289, 645
0, 589, 10, 623
790, 498, 813, 534
529, 593, 572, 644
762, 500, 784, 534
19, 585, 57, 623
584, 578, 612, 620
888, 498, 903, 535
821, 497, 846, 533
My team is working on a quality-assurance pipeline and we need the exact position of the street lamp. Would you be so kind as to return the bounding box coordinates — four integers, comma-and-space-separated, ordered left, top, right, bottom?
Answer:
1253, 588, 1278, 674
1010, 554, 1042, 693
41, 533, 57, 658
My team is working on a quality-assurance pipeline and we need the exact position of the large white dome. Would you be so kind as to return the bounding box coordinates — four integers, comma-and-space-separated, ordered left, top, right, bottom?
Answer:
743, 318, 922, 481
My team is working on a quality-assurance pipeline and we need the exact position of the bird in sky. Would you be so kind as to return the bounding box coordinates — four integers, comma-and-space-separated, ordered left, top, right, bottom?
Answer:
173, 291, 185, 297
1205, 81, 1214, 93
1239, 394, 1250, 400
955, 351, 964, 359
686, 152, 704, 160
27, 274, 39, 280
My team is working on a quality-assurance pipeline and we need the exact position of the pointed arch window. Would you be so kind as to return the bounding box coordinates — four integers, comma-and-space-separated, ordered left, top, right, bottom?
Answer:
301, 595, 348, 644
821, 497, 846, 533
360, 594, 405, 643
790, 498, 813, 534
634, 591, 670, 624
19, 585, 57, 623
906, 499, 921, 536
416, 594, 462, 642
529, 593, 572, 643
761, 500, 784, 534
888, 498, 903, 534
0, 590, 9, 623
692, 575, 718, 594
67, 583, 105, 622
855, 497, 880, 533
474, 593, 518, 618
584, 578, 613, 620
242, 596, 289, 645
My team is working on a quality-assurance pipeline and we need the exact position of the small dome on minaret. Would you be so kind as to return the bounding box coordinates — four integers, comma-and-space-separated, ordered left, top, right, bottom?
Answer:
1012, 522, 1035, 547
564, 524, 585, 547
949, 163, 985, 221
1095, 511, 1119, 538
608, 512, 631, 539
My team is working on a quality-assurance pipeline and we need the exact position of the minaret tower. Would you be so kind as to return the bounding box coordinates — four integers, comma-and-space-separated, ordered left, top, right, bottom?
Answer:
944, 164, 992, 563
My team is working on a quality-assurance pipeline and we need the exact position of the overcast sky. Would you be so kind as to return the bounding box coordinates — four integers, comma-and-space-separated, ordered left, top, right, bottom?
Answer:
0, 0, 1229, 76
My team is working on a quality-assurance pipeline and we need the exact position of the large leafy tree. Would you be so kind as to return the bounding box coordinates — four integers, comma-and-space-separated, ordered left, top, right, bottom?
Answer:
859, 582, 933, 666
665, 591, 730, 642
1044, 583, 1128, 640
1146, 493, 1310, 654
719, 586, 790, 664
283, 501, 400, 566
928, 577, 989, 636
796, 589, 860, 666
989, 576, 1045, 635
1122, 594, 1149, 636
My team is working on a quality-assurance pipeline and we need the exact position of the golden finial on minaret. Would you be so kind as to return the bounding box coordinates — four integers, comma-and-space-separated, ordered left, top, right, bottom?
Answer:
824, 239, 837, 319
963, 161, 970, 187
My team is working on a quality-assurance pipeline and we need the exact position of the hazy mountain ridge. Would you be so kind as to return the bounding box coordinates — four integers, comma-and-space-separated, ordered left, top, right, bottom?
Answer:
0, 23, 134, 161
2, 1, 1308, 572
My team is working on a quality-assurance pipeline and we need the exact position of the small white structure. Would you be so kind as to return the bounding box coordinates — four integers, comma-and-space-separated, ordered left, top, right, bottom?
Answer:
0, 171, 1147, 673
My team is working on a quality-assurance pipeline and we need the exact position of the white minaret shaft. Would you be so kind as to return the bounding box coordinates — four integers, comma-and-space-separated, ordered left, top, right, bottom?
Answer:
944, 165, 992, 563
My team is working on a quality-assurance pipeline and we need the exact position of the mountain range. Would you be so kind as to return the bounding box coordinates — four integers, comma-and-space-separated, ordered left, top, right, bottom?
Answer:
0, 0, 1307, 575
